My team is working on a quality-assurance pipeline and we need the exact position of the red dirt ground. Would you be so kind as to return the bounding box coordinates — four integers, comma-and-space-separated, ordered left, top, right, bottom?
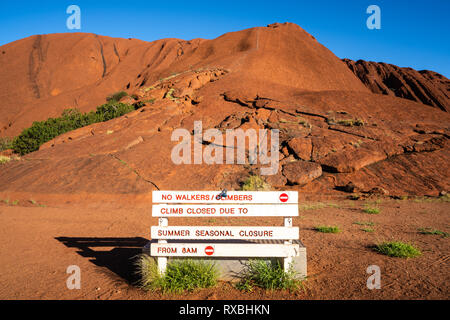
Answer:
0, 197, 448, 300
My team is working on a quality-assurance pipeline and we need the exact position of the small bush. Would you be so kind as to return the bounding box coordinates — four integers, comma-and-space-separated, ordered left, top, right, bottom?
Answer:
361, 228, 374, 233
106, 91, 128, 102
164, 88, 177, 101
12, 101, 136, 155
135, 255, 219, 293
314, 225, 340, 233
363, 206, 380, 214
0, 137, 13, 151
242, 175, 271, 191
374, 241, 421, 258
349, 193, 361, 200
0, 155, 11, 164
236, 260, 302, 291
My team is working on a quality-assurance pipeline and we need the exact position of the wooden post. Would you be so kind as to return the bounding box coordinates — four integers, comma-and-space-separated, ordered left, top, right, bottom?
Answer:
283, 217, 293, 272
157, 217, 168, 274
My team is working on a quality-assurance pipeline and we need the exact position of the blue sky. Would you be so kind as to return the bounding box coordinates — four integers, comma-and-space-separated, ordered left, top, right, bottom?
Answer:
1, 0, 449, 77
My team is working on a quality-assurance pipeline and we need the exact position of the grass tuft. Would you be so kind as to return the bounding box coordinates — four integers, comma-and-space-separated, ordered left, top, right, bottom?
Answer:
363, 206, 380, 214
236, 260, 303, 292
241, 175, 271, 191
0, 137, 13, 151
418, 228, 449, 238
0, 155, 11, 164
298, 202, 340, 211
373, 241, 421, 258
314, 225, 340, 233
353, 221, 375, 226
135, 255, 219, 293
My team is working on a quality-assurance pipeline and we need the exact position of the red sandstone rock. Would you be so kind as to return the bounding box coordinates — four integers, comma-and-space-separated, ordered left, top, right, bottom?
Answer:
282, 161, 323, 186
0, 23, 449, 202
287, 137, 312, 161
343, 59, 450, 112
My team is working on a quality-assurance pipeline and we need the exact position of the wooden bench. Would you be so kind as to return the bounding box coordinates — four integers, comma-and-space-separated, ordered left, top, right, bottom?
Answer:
146, 190, 306, 278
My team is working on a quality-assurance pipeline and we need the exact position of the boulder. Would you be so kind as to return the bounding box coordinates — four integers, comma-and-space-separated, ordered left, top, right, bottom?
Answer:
318, 147, 387, 173
282, 161, 322, 186
287, 137, 312, 161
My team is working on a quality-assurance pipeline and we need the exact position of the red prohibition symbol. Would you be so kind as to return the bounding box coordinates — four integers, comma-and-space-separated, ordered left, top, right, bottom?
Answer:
205, 246, 214, 256
279, 193, 289, 202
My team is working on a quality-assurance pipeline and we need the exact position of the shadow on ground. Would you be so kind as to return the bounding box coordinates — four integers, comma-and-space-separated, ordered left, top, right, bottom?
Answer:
55, 236, 149, 285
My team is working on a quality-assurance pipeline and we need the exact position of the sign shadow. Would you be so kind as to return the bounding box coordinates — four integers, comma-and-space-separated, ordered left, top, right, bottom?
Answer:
55, 236, 149, 285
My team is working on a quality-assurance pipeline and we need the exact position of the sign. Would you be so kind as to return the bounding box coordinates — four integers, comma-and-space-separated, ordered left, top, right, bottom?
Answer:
151, 226, 299, 240
150, 243, 300, 257
150, 190, 301, 274
152, 191, 298, 204
152, 204, 298, 217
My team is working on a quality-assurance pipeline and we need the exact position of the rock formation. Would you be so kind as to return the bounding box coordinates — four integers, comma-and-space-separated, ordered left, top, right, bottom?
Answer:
0, 23, 449, 206
343, 59, 449, 112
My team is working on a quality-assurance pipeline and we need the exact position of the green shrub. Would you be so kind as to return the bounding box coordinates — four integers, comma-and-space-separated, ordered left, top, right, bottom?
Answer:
12, 101, 136, 155
0, 155, 11, 164
241, 175, 271, 191
314, 225, 340, 233
106, 91, 128, 102
135, 255, 219, 293
363, 206, 380, 214
374, 241, 421, 258
236, 260, 302, 291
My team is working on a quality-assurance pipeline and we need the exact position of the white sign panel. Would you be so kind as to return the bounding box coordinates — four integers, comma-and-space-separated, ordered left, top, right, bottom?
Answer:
152, 191, 298, 204
151, 226, 299, 240
152, 204, 298, 217
150, 243, 300, 257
